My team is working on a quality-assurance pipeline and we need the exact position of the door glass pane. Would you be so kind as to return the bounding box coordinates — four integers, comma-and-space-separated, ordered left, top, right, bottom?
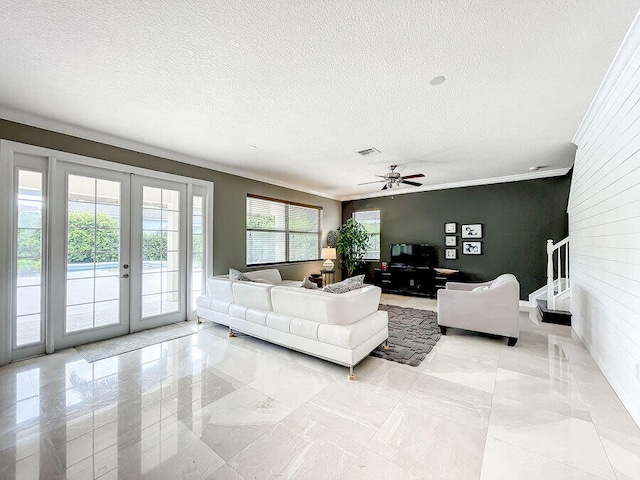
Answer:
16, 170, 44, 347
66, 175, 121, 332
192, 196, 204, 307
142, 187, 180, 317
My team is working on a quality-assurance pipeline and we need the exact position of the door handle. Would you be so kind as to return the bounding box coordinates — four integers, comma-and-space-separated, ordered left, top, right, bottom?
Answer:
120, 274, 129, 279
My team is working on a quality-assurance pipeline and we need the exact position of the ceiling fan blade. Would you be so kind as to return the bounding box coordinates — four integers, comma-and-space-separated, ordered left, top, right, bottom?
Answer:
401, 173, 425, 180
358, 180, 386, 185
381, 184, 388, 190
401, 180, 422, 187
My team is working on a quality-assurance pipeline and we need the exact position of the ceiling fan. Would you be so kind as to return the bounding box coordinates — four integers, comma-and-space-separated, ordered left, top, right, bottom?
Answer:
358, 165, 425, 190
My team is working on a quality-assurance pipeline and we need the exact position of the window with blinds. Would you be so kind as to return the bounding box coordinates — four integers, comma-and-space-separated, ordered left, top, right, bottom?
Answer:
246, 195, 322, 265
353, 210, 381, 260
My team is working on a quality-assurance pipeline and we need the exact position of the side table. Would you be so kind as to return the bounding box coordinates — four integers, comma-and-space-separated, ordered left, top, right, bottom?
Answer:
321, 270, 335, 285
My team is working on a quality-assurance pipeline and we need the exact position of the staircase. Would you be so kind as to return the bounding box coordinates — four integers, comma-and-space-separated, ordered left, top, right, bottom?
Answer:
528, 237, 572, 326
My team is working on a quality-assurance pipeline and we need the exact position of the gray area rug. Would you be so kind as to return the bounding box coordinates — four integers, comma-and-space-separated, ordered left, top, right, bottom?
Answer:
75, 323, 196, 362
371, 305, 441, 367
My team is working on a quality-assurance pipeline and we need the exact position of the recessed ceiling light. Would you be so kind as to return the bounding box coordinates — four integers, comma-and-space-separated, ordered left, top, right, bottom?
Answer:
248, 145, 258, 150
528, 166, 542, 171
430, 76, 446, 86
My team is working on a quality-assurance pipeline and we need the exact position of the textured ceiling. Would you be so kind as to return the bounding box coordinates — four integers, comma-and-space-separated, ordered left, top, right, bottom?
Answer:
0, 1, 637, 200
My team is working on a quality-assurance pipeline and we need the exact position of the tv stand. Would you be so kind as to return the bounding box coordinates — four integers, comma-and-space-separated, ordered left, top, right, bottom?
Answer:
373, 265, 435, 297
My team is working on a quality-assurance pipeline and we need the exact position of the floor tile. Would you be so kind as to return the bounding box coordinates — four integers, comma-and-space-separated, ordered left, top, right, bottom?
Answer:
368, 392, 486, 479
191, 385, 293, 461
228, 410, 360, 479
493, 368, 591, 422
419, 351, 497, 393
487, 396, 616, 479
480, 436, 607, 480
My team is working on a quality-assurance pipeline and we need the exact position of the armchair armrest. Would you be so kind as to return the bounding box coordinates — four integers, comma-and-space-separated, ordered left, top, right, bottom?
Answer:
445, 280, 492, 291
437, 283, 520, 338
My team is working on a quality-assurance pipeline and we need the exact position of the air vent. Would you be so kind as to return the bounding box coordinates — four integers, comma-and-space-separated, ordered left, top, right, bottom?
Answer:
357, 147, 381, 156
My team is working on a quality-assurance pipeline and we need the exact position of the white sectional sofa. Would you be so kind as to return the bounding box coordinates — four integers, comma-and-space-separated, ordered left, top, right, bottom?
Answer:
196, 269, 389, 378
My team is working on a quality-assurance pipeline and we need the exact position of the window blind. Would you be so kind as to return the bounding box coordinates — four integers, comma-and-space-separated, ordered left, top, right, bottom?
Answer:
246, 195, 321, 265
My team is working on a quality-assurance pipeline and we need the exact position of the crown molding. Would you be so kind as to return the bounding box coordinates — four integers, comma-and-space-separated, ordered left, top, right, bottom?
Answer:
0, 107, 340, 201
573, 9, 640, 147
339, 167, 573, 202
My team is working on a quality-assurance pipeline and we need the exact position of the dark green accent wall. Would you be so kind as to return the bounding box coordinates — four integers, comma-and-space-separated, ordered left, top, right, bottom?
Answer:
0, 119, 341, 281
343, 175, 571, 300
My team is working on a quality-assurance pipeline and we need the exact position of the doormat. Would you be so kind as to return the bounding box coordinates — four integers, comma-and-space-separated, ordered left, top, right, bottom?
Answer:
371, 305, 441, 367
75, 323, 197, 362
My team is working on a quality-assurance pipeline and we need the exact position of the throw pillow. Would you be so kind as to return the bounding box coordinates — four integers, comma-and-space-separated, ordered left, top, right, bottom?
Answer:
323, 277, 364, 294
344, 274, 365, 286
229, 268, 251, 281
300, 277, 319, 289
251, 278, 273, 285
472, 285, 489, 292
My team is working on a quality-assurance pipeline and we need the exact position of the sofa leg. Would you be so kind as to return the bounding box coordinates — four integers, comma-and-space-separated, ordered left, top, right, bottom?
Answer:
440, 326, 447, 335
507, 337, 518, 347
228, 328, 235, 338
382, 341, 390, 351
348, 366, 356, 381
197, 316, 202, 325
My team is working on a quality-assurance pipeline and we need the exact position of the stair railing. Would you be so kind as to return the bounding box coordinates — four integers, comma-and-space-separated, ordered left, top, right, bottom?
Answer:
547, 237, 570, 310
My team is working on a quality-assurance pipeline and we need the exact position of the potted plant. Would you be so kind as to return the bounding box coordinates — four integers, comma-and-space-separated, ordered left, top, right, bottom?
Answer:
336, 218, 370, 277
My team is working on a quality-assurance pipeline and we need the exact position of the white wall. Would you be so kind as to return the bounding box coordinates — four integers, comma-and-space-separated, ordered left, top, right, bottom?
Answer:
570, 13, 640, 426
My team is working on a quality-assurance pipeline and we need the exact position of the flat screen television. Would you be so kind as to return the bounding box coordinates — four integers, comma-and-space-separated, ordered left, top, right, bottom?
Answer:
389, 243, 433, 267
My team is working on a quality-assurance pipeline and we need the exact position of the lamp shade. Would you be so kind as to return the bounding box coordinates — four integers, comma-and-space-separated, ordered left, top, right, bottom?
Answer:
321, 247, 337, 260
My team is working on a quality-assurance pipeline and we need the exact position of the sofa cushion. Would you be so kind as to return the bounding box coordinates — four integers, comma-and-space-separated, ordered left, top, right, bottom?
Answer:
244, 269, 283, 284
290, 317, 320, 341
206, 277, 235, 303
270, 285, 381, 326
266, 312, 292, 333
232, 282, 273, 311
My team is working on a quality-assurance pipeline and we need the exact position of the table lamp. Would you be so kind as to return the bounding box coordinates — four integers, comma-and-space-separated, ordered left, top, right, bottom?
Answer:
321, 247, 336, 270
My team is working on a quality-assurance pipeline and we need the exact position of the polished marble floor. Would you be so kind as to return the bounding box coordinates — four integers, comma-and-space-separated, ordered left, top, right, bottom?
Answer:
1, 294, 639, 479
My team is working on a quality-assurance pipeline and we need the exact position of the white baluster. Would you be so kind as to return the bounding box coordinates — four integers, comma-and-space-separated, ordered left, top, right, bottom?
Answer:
565, 243, 570, 291
547, 239, 555, 309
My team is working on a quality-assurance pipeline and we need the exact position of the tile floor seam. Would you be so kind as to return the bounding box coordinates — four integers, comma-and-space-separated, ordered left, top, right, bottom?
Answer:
477, 343, 503, 479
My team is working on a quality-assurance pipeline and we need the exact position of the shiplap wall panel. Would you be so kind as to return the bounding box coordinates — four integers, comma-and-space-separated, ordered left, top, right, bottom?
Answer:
570, 20, 640, 426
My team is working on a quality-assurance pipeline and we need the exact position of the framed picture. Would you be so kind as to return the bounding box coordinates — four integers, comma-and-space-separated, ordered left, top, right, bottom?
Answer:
445, 249, 457, 260
463, 241, 482, 255
445, 236, 457, 247
445, 222, 456, 234
461, 224, 482, 238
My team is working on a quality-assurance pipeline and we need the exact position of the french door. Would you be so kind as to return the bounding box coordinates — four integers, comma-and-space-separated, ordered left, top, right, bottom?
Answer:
51, 168, 188, 346
51, 163, 132, 349
130, 176, 187, 332
1, 141, 212, 365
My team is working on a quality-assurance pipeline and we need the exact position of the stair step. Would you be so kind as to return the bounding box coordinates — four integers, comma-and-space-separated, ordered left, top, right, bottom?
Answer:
536, 299, 572, 326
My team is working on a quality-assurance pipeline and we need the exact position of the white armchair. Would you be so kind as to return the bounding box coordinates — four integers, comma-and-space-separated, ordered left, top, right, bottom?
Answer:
436, 273, 520, 346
